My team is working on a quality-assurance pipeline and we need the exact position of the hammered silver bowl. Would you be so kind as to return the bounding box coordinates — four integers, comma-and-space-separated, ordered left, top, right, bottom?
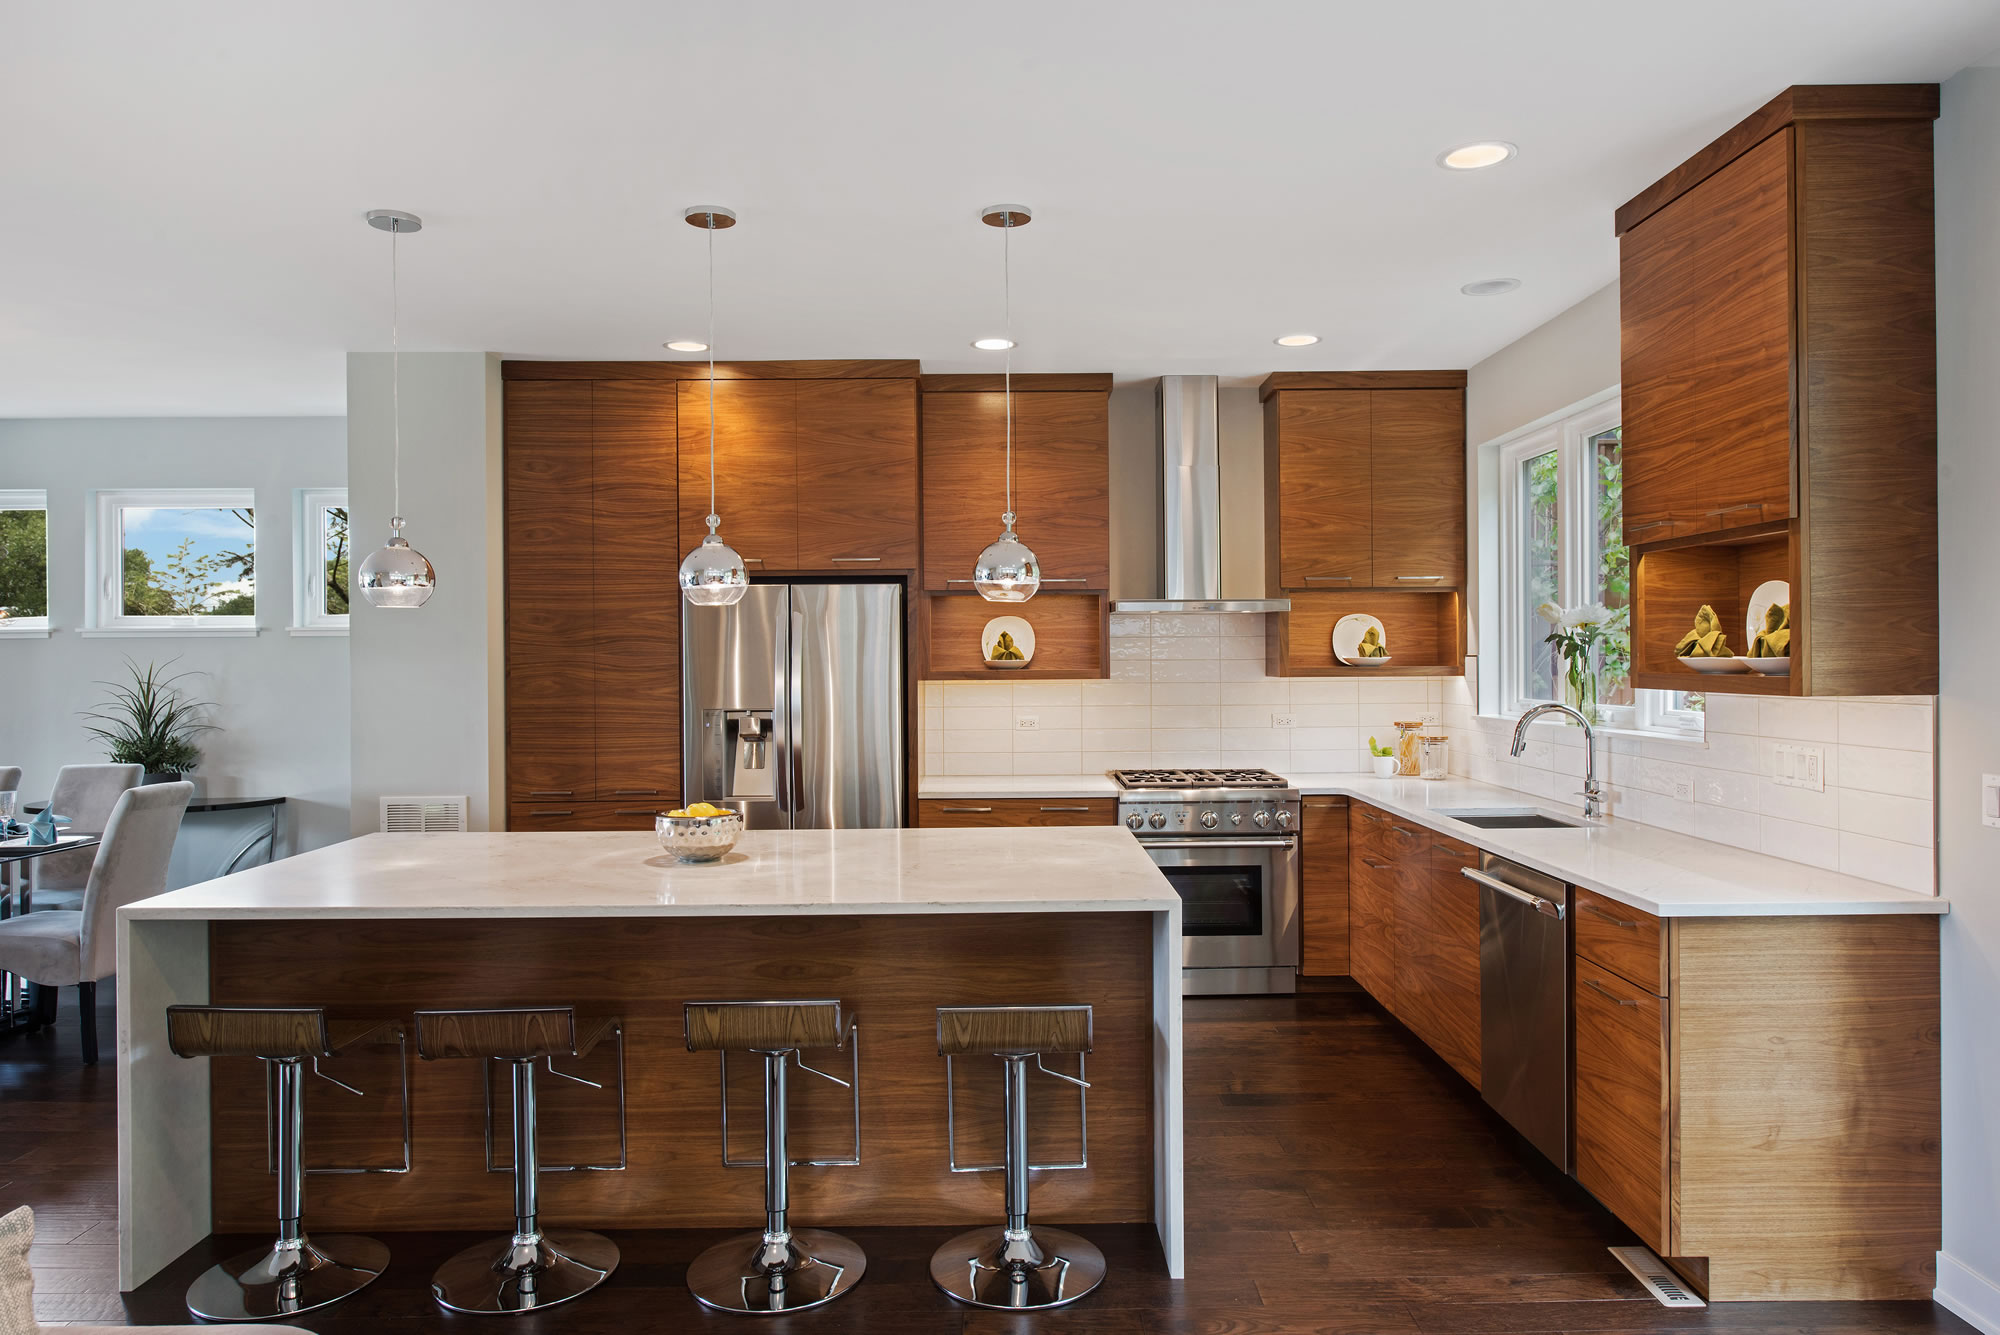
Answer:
655, 812, 744, 863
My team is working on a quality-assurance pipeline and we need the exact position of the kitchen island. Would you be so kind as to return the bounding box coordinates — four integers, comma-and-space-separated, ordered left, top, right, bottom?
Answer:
114, 827, 1183, 1291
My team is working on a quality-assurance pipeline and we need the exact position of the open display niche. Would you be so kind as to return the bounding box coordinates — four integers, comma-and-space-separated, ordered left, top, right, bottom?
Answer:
1630, 522, 1797, 696
1267, 590, 1465, 677
919, 592, 1109, 679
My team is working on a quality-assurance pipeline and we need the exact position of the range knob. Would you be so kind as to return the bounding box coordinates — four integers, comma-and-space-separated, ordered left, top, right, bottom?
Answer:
1274, 808, 1293, 829
1230, 811, 1244, 827
1252, 809, 1271, 828
1199, 811, 1218, 829
1125, 812, 1145, 831
1149, 811, 1168, 830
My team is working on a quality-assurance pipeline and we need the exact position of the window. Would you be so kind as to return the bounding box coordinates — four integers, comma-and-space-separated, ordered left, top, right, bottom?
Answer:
293, 489, 349, 633
0, 490, 49, 635
88, 489, 257, 635
1497, 397, 1700, 735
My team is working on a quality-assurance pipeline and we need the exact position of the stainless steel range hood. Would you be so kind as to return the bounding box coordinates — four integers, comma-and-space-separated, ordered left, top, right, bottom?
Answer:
1112, 375, 1290, 614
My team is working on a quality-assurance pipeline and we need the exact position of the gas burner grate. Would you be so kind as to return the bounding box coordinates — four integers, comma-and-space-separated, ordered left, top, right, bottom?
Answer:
1112, 767, 1290, 790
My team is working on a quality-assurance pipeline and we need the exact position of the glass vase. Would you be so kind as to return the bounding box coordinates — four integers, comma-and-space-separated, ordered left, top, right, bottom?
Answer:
1564, 650, 1601, 725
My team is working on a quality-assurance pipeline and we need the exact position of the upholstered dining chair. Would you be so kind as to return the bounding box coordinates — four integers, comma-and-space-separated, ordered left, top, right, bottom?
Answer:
0, 782, 191, 1063
27, 763, 143, 912
0, 766, 21, 796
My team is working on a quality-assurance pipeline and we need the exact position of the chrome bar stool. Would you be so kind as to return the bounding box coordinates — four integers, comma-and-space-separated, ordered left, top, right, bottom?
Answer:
414, 1007, 626, 1315
165, 1005, 410, 1322
683, 999, 864, 1314
932, 1004, 1103, 1310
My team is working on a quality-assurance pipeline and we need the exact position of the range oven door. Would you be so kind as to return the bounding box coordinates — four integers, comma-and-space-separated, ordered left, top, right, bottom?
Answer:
1139, 836, 1300, 975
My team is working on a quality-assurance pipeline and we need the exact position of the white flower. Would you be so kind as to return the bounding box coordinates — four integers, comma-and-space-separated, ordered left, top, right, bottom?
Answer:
1535, 602, 1563, 627
1561, 602, 1613, 630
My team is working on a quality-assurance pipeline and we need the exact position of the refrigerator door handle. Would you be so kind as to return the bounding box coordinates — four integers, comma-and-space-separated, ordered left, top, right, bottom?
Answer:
786, 604, 806, 826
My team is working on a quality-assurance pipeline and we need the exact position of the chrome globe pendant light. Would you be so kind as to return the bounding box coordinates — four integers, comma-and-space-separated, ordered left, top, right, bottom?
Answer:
973, 204, 1039, 603
355, 209, 437, 608
677, 206, 750, 607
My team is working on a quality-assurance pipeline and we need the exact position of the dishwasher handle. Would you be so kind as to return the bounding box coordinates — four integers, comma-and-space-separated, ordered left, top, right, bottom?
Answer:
1461, 865, 1565, 919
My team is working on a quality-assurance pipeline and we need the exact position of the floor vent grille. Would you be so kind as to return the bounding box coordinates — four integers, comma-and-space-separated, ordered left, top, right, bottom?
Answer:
1609, 1245, 1706, 1308
380, 795, 469, 833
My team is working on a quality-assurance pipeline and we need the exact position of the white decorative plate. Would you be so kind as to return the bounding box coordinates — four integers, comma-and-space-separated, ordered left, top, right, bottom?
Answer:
1746, 579, 1790, 653
1678, 655, 1752, 674
982, 615, 1035, 668
1333, 613, 1393, 666
1739, 656, 1791, 676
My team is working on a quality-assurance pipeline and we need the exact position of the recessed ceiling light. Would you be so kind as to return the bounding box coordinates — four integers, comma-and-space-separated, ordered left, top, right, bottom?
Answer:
1438, 141, 1517, 170
663, 340, 708, 352
1460, 278, 1522, 296
1274, 334, 1320, 347
972, 337, 1016, 351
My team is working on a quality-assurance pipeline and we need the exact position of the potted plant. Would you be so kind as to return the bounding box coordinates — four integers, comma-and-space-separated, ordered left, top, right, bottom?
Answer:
81, 658, 217, 786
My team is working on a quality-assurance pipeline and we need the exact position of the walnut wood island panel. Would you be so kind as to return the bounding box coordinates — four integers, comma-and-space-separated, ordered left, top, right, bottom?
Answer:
113, 827, 1184, 1291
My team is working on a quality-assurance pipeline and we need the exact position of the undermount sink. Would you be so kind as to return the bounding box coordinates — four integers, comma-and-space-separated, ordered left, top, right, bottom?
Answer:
1436, 807, 1591, 831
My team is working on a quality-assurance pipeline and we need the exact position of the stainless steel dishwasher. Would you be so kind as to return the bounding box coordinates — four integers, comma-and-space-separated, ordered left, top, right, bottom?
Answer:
1462, 852, 1571, 1171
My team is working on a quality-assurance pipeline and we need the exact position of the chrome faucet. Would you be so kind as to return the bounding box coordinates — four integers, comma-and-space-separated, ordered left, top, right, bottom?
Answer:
1510, 703, 1604, 820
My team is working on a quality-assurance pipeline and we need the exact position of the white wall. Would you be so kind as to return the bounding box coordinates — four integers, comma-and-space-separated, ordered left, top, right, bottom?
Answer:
1933, 61, 2000, 1334
345, 352, 505, 834
0, 417, 350, 852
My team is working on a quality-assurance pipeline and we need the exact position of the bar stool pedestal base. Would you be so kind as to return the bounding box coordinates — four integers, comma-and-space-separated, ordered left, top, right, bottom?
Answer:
688, 1227, 867, 1314
431, 1229, 618, 1314
187, 1234, 387, 1322
930, 1224, 1105, 1310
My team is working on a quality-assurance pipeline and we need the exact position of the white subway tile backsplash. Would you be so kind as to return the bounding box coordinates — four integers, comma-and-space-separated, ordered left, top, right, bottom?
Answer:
1835, 788, 1933, 847
1222, 681, 1290, 706
941, 753, 1015, 776
1835, 744, 1933, 799
1151, 682, 1221, 706
1761, 815, 1842, 869
1151, 705, 1222, 729
1081, 705, 1151, 730
944, 706, 1013, 731
1079, 680, 1150, 707
1012, 681, 1084, 707
1151, 635, 1220, 660
1109, 660, 1150, 681
1013, 752, 1084, 775
943, 728, 1016, 754
1837, 700, 1934, 751
1758, 697, 1841, 743
942, 682, 1014, 707
1702, 694, 1761, 735
1836, 831, 1934, 893
1152, 659, 1224, 683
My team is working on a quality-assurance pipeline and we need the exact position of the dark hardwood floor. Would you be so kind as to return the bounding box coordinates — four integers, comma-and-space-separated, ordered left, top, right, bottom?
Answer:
1, 980, 1971, 1332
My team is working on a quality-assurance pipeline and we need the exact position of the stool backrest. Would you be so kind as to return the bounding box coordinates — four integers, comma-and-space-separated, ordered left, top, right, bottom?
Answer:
167, 1005, 332, 1059
685, 1000, 844, 1052
78, 781, 193, 982
937, 1004, 1093, 1057
415, 1007, 578, 1059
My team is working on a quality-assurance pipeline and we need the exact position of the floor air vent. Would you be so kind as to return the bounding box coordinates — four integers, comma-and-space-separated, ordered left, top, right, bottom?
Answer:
1609, 1246, 1705, 1308
380, 795, 469, 833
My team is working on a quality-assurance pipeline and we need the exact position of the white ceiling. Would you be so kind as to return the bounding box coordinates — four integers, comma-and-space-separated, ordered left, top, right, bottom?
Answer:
5, 0, 1998, 417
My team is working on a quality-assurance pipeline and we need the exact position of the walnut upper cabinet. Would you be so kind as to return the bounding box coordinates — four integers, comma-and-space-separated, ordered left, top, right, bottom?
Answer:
918, 375, 1112, 594
675, 369, 920, 575
1260, 373, 1466, 592
1617, 85, 1940, 696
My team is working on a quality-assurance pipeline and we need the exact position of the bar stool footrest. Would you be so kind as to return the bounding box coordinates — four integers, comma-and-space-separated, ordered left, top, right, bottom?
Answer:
186, 1233, 387, 1322
930, 1224, 1105, 1310
431, 1229, 619, 1314
687, 1227, 867, 1314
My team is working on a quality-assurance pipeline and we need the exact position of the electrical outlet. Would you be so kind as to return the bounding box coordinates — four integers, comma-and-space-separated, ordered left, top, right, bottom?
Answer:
1015, 715, 1039, 731
1271, 713, 1295, 728
1673, 775, 1694, 802
1774, 743, 1826, 791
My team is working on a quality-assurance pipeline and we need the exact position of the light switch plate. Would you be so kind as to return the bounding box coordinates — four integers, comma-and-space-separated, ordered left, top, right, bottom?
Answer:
1015, 715, 1039, 731
1983, 774, 2000, 828
1774, 743, 1826, 791
1271, 713, 1295, 728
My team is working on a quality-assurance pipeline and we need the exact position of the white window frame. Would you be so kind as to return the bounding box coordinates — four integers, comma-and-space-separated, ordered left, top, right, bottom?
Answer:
1496, 395, 1700, 737
84, 488, 259, 637
291, 488, 349, 635
0, 489, 51, 636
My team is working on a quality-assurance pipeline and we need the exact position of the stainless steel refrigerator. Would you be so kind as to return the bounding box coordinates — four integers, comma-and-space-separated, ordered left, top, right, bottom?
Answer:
681, 583, 906, 828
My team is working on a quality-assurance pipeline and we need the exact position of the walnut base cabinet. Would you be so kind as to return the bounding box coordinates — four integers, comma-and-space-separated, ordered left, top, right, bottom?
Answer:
1299, 797, 1349, 977
914, 798, 1115, 828
1570, 889, 1939, 1302
1617, 85, 1940, 696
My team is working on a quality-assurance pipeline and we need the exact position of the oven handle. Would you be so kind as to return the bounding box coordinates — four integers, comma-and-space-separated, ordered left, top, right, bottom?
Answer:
1138, 837, 1297, 851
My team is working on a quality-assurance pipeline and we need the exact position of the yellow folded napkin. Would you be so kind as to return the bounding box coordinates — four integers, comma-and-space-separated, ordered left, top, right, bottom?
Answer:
1357, 626, 1389, 658
1751, 603, 1790, 658
1674, 604, 1732, 658
988, 630, 1026, 661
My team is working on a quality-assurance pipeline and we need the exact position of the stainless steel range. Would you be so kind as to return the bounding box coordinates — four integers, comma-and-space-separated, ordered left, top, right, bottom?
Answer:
1113, 768, 1302, 996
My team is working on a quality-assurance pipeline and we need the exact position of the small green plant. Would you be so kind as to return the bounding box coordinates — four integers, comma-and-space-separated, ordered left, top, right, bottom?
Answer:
1367, 735, 1394, 758
80, 658, 217, 774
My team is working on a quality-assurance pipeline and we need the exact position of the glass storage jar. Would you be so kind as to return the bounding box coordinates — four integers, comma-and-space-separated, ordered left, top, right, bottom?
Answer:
1393, 721, 1424, 777
1418, 734, 1450, 780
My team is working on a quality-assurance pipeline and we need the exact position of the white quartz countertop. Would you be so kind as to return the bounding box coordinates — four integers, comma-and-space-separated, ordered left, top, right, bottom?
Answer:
120, 827, 1177, 921
917, 772, 1945, 918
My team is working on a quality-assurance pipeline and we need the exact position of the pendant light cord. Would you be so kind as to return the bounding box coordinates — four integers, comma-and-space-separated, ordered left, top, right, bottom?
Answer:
707, 213, 718, 529
390, 218, 402, 528
1003, 214, 1014, 525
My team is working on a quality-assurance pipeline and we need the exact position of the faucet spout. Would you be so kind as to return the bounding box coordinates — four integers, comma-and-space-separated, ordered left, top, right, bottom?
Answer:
1510, 702, 1604, 820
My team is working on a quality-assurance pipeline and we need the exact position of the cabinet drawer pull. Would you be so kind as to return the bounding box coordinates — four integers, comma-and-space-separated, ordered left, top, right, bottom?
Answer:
1395, 574, 1444, 582
1626, 519, 1672, 533
1040, 578, 1088, 584
1389, 824, 1421, 838
614, 809, 658, 816
1580, 901, 1641, 929
829, 556, 882, 562
528, 791, 574, 798
1360, 858, 1391, 871
937, 806, 994, 813
1706, 502, 1765, 518
1432, 843, 1473, 856
1359, 810, 1382, 823
610, 789, 657, 796
741, 557, 764, 563
1304, 575, 1354, 583
528, 809, 575, 817
1583, 977, 1640, 1007
1039, 806, 1093, 812
1306, 799, 1347, 809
